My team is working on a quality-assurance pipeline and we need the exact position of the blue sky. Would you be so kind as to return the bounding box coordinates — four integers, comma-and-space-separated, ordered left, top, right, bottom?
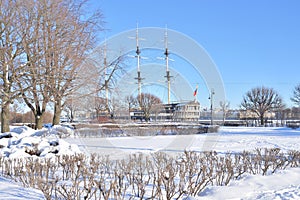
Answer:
89, 0, 300, 109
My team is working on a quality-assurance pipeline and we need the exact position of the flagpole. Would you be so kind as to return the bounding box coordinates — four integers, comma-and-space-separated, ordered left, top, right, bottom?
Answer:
193, 85, 198, 102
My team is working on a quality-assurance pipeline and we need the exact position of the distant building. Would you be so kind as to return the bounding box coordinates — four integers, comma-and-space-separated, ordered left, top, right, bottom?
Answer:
162, 103, 179, 120
239, 110, 275, 120
173, 100, 200, 121
130, 109, 145, 120
128, 101, 200, 122
130, 103, 178, 121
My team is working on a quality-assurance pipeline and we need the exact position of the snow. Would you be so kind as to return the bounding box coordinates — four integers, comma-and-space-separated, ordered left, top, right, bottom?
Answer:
0, 125, 300, 199
0, 125, 81, 158
65, 125, 300, 199
199, 168, 300, 200
0, 125, 82, 199
0, 176, 45, 200
65, 126, 300, 158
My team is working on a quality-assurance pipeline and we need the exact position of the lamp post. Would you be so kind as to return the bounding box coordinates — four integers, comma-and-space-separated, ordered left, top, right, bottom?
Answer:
209, 89, 215, 126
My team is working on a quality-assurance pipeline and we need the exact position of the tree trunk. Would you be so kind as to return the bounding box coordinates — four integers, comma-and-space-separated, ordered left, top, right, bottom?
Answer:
145, 112, 150, 122
1, 102, 10, 133
53, 101, 62, 126
70, 109, 74, 123
35, 114, 44, 130
260, 115, 264, 126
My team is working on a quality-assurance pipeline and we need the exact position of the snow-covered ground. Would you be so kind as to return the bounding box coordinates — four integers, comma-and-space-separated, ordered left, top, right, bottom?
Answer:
0, 125, 81, 158
65, 126, 300, 158
0, 125, 81, 200
66, 126, 300, 199
0, 176, 45, 200
199, 167, 300, 200
0, 125, 300, 199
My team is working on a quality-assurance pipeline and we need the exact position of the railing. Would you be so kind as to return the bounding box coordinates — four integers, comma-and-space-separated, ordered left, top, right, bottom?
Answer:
286, 120, 300, 129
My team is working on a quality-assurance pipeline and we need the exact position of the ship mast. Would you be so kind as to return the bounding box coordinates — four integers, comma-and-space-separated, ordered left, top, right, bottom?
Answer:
103, 40, 109, 113
164, 27, 172, 104
134, 24, 144, 103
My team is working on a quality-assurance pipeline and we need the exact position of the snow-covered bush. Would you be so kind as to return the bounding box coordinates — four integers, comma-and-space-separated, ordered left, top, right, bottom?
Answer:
0, 148, 299, 199
0, 125, 81, 158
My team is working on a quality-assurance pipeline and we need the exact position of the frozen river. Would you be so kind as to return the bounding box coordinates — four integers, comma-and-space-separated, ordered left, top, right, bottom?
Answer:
65, 126, 300, 159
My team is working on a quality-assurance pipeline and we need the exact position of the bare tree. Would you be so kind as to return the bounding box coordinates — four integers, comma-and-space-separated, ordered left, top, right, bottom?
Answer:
63, 96, 83, 122
49, 1, 104, 126
125, 95, 138, 119
291, 107, 300, 119
241, 86, 283, 126
18, 0, 58, 129
14, 0, 104, 129
0, 1, 29, 132
220, 101, 230, 125
93, 96, 107, 120
291, 84, 300, 107
90, 56, 126, 120
137, 93, 162, 121
70, 55, 125, 122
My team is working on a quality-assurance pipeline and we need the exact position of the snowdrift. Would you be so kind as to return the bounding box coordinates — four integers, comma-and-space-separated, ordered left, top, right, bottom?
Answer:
0, 125, 81, 158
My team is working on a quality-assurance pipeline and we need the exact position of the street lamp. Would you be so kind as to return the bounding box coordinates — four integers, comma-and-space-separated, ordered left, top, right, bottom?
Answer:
208, 89, 215, 126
